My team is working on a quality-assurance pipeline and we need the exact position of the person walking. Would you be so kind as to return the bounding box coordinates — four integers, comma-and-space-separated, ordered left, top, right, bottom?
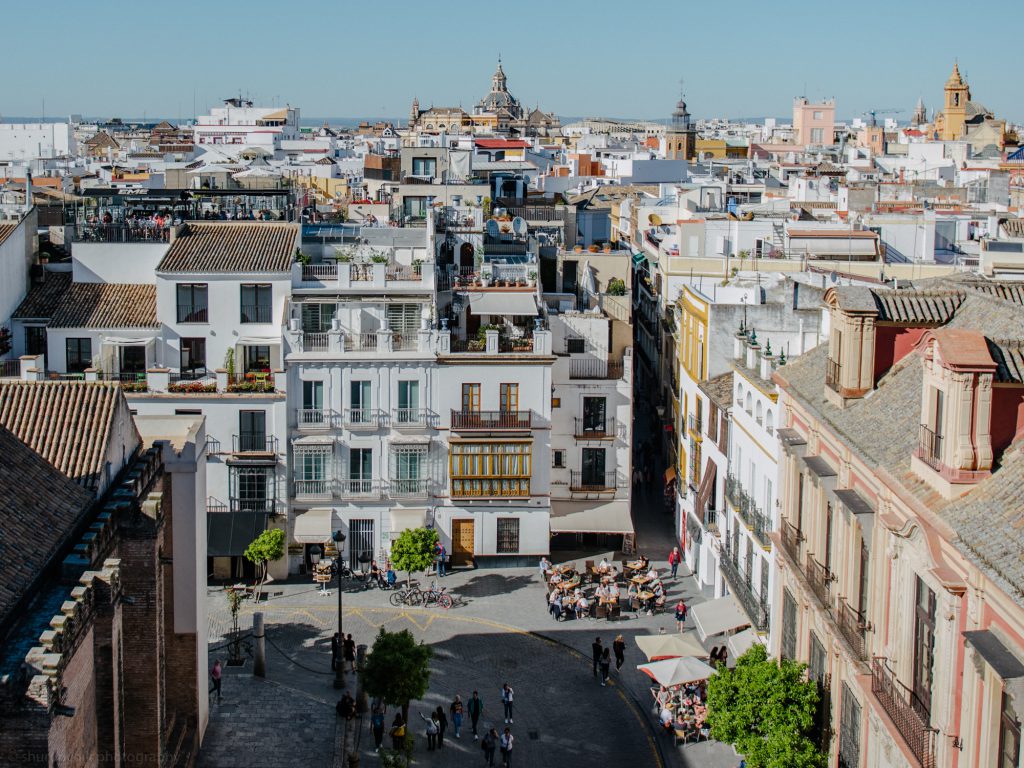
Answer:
668, 547, 681, 579
599, 647, 612, 686
482, 727, 498, 766
419, 711, 439, 751
330, 632, 341, 671
370, 704, 386, 752
343, 633, 357, 673
592, 636, 603, 678
389, 713, 406, 751
613, 634, 626, 670
500, 727, 514, 767
501, 682, 514, 724
450, 695, 464, 738
435, 704, 449, 748
435, 540, 448, 578
467, 690, 483, 738
675, 599, 688, 633
209, 659, 223, 703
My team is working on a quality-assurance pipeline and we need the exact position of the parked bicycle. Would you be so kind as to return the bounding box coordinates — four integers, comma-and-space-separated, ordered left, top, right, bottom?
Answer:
421, 581, 454, 610
389, 586, 423, 607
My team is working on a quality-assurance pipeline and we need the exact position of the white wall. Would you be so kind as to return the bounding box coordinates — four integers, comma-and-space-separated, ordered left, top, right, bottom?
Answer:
72, 242, 168, 284
0, 122, 75, 161
0, 212, 33, 332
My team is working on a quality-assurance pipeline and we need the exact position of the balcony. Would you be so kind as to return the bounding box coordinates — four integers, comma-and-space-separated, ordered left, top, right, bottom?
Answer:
687, 412, 703, 437
232, 433, 278, 454
240, 304, 273, 324
392, 408, 431, 429
339, 479, 384, 500
804, 556, 834, 611
296, 408, 331, 430
72, 222, 169, 243
294, 479, 332, 500
176, 304, 209, 323
574, 417, 616, 440
451, 410, 532, 431
227, 372, 276, 393
825, 358, 841, 392
389, 478, 430, 498
344, 409, 382, 429
569, 470, 618, 493
229, 497, 275, 515
720, 541, 770, 631
568, 358, 625, 380
302, 332, 329, 352
917, 424, 943, 471
725, 473, 772, 548
871, 658, 936, 768
344, 333, 378, 352
837, 598, 869, 662
780, 519, 804, 566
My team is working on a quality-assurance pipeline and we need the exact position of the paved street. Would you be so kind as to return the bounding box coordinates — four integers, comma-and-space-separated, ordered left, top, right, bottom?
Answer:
199, 556, 738, 766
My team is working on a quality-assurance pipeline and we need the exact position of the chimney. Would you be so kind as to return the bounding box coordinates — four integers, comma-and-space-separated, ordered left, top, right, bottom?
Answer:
734, 327, 747, 361
24, 170, 32, 214
760, 340, 775, 380
745, 328, 761, 370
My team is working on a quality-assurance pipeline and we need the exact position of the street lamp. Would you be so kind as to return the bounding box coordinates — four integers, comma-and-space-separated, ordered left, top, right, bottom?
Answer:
332, 529, 347, 690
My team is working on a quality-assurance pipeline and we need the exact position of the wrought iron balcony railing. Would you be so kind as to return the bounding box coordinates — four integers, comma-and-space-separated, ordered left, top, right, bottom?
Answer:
780, 518, 804, 565
805, 556, 834, 611
837, 597, 869, 662
871, 658, 936, 768
825, 357, 841, 392
451, 409, 532, 431
720, 541, 769, 631
917, 424, 943, 470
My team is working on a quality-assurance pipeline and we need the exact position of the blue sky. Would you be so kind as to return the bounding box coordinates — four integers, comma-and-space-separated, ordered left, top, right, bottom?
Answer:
3, 0, 1019, 122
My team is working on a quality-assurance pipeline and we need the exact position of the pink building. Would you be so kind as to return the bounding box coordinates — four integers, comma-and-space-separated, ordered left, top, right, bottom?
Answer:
793, 98, 835, 147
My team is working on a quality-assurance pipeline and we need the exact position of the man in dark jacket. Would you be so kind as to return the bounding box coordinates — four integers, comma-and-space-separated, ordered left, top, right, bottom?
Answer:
467, 690, 483, 738
592, 637, 603, 678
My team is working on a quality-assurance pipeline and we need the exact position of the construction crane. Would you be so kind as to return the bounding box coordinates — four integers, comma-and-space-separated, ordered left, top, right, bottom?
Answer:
862, 108, 904, 127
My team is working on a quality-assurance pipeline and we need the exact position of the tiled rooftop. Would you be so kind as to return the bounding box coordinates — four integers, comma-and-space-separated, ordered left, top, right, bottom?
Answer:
698, 371, 734, 409
0, 381, 133, 489
158, 221, 299, 273
0, 425, 94, 629
49, 282, 158, 329
0, 223, 17, 248
12, 271, 72, 319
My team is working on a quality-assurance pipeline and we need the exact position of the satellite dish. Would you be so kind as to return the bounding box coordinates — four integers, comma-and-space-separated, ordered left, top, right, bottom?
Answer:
512, 216, 527, 236
485, 219, 500, 238
649, 213, 663, 226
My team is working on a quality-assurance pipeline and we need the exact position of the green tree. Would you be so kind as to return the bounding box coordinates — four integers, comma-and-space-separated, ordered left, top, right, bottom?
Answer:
361, 627, 433, 725
243, 528, 286, 602
706, 645, 825, 768
391, 527, 438, 587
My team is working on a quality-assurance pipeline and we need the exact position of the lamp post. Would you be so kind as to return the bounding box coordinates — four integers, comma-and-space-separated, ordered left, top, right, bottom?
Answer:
332, 529, 347, 690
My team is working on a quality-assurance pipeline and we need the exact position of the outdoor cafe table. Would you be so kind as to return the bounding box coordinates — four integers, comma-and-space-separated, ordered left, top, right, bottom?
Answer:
631, 574, 653, 586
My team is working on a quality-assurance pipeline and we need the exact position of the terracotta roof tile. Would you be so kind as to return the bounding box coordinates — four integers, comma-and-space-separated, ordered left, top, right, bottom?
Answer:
0, 381, 133, 489
49, 283, 158, 329
158, 222, 298, 273
0, 425, 94, 627
12, 271, 72, 319
698, 371, 734, 409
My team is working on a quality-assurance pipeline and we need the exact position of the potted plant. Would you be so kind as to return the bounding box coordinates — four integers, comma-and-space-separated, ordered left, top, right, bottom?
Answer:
528, 270, 537, 286
607, 277, 626, 296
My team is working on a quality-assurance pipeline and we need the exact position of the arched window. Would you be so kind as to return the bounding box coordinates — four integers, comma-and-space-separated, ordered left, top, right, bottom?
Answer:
736, 384, 744, 407
755, 401, 763, 426
745, 392, 753, 415
765, 409, 774, 435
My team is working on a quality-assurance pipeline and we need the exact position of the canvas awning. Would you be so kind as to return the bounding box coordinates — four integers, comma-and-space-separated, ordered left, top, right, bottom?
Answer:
207, 511, 268, 556
692, 596, 751, 642
292, 508, 334, 544
696, 461, 717, 520
664, 467, 677, 484
727, 628, 763, 660
467, 291, 538, 316
963, 630, 1024, 681
636, 633, 708, 661
101, 335, 156, 346
389, 508, 425, 537
550, 499, 633, 534
637, 656, 716, 688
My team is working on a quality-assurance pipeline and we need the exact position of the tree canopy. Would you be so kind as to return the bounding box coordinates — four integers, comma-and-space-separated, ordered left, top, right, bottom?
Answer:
391, 527, 438, 584
361, 627, 433, 723
244, 528, 285, 599
706, 645, 825, 768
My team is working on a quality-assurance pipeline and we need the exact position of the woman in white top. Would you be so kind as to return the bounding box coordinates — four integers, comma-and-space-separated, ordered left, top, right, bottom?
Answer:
500, 728, 514, 766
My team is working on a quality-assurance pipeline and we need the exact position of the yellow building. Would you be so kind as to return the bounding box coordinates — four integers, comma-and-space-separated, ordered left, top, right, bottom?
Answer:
695, 138, 748, 160
675, 286, 711, 486
933, 61, 1005, 147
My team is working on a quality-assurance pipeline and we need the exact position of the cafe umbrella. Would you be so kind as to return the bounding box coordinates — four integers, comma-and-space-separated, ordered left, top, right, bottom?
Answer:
637, 656, 716, 688
635, 633, 708, 662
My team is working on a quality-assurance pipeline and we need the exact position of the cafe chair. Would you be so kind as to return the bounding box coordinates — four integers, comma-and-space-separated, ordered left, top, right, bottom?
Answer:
595, 603, 607, 620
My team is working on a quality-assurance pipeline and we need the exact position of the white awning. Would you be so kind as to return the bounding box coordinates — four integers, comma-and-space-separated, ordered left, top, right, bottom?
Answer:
637, 656, 716, 688
293, 508, 334, 544
635, 633, 708, 661
237, 336, 282, 346
102, 335, 156, 346
292, 434, 336, 446
467, 291, 538, 316
389, 508, 425, 537
727, 628, 763, 660
691, 596, 750, 642
550, 499, 634, 534
391, 435, 432, 446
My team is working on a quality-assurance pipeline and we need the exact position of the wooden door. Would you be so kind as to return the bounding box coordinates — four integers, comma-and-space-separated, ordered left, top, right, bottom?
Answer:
451, 519, 475, 567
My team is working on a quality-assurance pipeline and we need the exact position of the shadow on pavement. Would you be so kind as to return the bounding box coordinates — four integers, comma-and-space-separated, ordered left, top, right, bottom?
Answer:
457, 572, 535, 599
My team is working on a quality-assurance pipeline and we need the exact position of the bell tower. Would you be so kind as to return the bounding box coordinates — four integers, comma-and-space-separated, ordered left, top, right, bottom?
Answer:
941, 62, 970, 141
665, 94, 696, 161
